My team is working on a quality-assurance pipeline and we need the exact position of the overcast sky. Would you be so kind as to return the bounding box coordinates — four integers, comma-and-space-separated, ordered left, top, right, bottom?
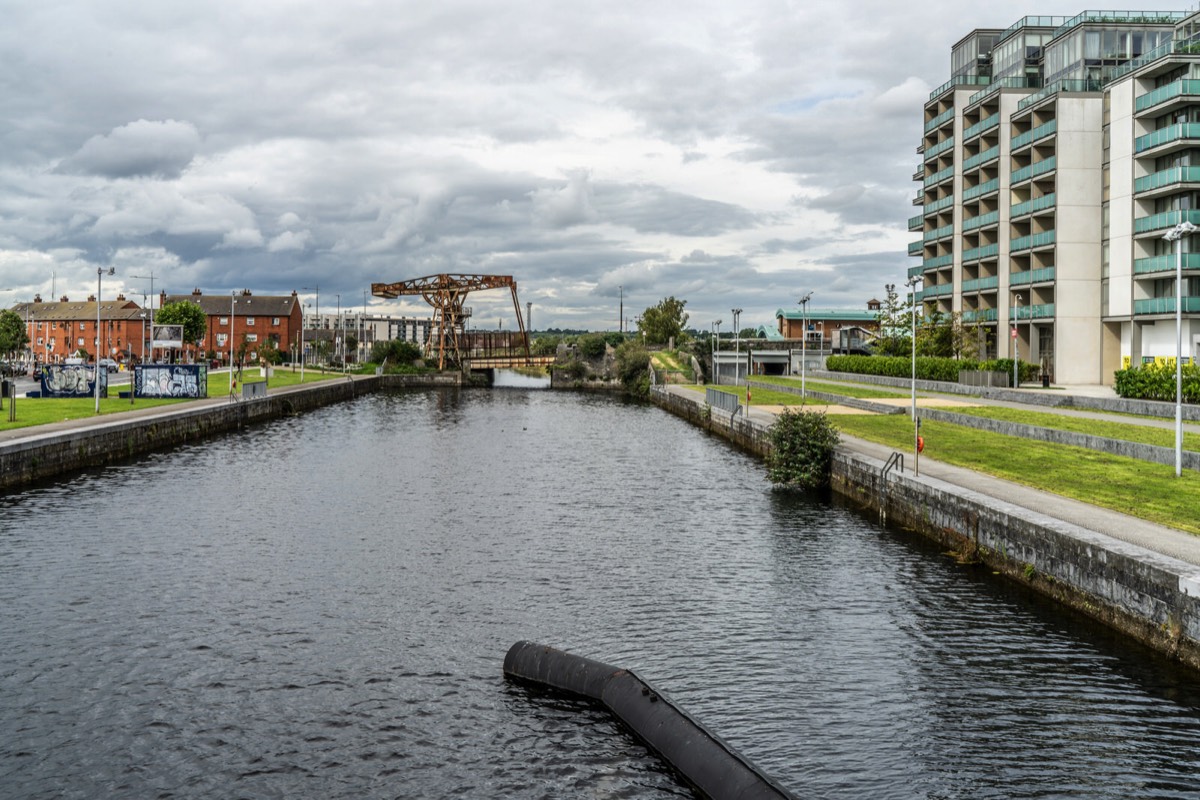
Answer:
0, 1, 1166, 332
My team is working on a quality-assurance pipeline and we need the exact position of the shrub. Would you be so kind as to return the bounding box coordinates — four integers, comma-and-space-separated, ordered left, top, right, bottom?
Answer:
826, 354, 1040, 384
766, 408, 841, 491
577, 333, 607, 359
614, 341, 650, 398
1114, 362, 1200, 402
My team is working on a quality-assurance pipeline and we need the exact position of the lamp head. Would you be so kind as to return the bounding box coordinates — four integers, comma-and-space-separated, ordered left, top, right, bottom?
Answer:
799, 292, 812, 305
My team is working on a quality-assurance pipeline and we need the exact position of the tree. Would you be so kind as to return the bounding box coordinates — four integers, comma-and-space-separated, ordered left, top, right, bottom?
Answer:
916, 309, 982, 360
639, 296, 688, 345
155, 301, 208, 345
873, 283, 913, 357
614, 340, 651, 398
0, 309, 29, 360
766, 408, 841, 491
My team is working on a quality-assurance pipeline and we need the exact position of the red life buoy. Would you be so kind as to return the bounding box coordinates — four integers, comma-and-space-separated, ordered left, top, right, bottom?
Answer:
917, 435, 925, 453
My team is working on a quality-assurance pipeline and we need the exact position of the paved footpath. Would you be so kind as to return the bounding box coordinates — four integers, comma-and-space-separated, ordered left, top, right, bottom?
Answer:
664, 383, 1200, 568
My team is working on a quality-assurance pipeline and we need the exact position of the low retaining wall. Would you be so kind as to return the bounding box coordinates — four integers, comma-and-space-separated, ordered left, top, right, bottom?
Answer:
0, 373, 463, 492
650, 387, 1200, 670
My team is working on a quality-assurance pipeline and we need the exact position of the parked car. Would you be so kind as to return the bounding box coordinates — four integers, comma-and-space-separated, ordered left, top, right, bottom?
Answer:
98, 358, 119, 373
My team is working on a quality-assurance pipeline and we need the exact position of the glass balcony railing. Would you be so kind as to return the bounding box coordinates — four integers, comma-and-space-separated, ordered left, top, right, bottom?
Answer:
925, 283, 954, 297
1017, 78, 1103, 111
1010, 267, 1056, 286
929, 74, 990, 102
908, 241, 923, 256
1134, 296, 1200, 315
924, 224, 954, 242
1134, 123, 1200, 154
963, 210, 1000, 232
1010, 192, 1057, 218
1011, 156, 1057, 184
1135, 79, 1200, 113
1134, 166, 1200, 194
1011, 119, 1057, 150
1111, 31, 1200, 83
962, 114, 1000, 142
962, 276, 1000, 292
924, 107, 955, 133
962, 307, 999, 323
924, 195, 955, 215
924, 136, 956, 160
1133, 209, 1200, 235
963, 243, 1000, 262
924, 164, 955, 187
1010, 230, 1056, 252
909, 214, 923, 231
962, 146, 1000, 172
962, 178, 1000, 201
1011, 303, 1056, 321
907, 264, 924, 279
1133, 253, 1200, 274
924, 254, 953, 270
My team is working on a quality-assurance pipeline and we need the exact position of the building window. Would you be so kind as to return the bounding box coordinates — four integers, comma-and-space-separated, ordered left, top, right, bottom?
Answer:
247, 317, 255, 326
79, 322, 85, 330
272, 317, 280, 326
246, 334, 258, 342
216, 333, 227, 346
37, 337, 43, 345
77, 337, 84, 346
220, 316, 229, 325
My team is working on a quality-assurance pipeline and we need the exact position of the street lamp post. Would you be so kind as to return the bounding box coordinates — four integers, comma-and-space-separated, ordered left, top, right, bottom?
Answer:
95, 267, 114, 413
1164, 220, 1197, 477
798, 292, 812, 399
229, 291, 238, 397
713, 319, 722, 385
905, 277, 923, 421
130, 272, 156, 362
1012, 292, 1022, 389
731, 308, 742, 386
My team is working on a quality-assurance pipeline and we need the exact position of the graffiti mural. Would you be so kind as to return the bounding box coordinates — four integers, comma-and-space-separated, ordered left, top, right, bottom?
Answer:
40, 364, 106, 398
134, 364, 208, 399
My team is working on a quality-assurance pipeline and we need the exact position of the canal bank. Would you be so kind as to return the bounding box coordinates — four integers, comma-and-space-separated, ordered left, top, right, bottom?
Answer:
651, 384, 1200, 671
0, 372, 461, 492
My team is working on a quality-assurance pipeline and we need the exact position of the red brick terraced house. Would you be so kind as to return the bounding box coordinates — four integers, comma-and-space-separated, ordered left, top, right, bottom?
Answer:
160, 289, 303, 365
12, 294, 146, 366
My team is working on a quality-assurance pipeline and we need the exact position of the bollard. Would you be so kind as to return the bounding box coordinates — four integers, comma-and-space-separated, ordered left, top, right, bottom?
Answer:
504, 641, 798, 800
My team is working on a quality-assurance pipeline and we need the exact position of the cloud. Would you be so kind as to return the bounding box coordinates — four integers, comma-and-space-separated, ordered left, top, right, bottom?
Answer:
56, 120, 201, 179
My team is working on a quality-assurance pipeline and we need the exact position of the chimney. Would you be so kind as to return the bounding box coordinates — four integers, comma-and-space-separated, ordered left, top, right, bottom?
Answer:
192, 287, 202, 296
87, 295, 96, 302
61, 296, 69, 302
116, 293, 126, 302
34, 294, 42, 303
241, 288, 252, 296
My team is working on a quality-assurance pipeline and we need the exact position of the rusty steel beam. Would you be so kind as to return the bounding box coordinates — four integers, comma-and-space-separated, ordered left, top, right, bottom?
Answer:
370, 274, 531, 370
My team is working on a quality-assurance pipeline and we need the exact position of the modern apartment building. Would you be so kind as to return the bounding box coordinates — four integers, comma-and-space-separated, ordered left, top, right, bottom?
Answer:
913, 9, 1200, 384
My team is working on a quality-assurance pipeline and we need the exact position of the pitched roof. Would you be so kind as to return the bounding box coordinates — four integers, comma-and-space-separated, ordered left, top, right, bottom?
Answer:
775, 308, 878, 322
162, 292, 299, 317
9, 299, 144, 322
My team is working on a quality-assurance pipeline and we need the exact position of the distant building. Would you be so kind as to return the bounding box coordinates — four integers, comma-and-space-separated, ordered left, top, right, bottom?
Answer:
160, 288, 302, 364
775, 299, 881, 350
11, 294, 144, 365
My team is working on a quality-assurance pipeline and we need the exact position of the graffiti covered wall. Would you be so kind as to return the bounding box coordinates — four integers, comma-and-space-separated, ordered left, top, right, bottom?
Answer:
135, 364, 208, 398
40, 365, 106, 398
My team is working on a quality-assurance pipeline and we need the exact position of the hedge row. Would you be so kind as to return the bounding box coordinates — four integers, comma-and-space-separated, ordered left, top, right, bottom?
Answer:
826, 355, 1038, 383
1114, 363, 1200, 403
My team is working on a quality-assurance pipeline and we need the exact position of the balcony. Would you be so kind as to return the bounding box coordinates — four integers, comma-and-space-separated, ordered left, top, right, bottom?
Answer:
962, 145, 1000, 172
924, 136, 956, 161
1011, 119, 1057, 151
924, 107, 955, 133
923, 223, 954, 243
1134, 296, 1200, 315
924, 254, 953, 270
1135, 79, 1200, 114
908, 241, 923, 256
1010, 267, 1056, 286
1134, 166, 1200, 195
962, 308, 999, 323
962, 210, 1000, 232
1011, 303, 1056, 321
962, 276, 1000, 292
963, 243, 1000, 262
908, 214, 923, 231
929, 74, 989, 102
1133, 209, 1200, 236
1133, 253, 1200, 275
924, 195, 955, 215
907, 264, 924, 279
962, 115, 1000, 142
962, 178, 1000, 201
1011, 192, 1057, 218
924, 164, 954, 187
1134, 123, 1200, 155
925, 283, 954, 298
1011, 156, 1056, 184
1010, 230, 1056, 252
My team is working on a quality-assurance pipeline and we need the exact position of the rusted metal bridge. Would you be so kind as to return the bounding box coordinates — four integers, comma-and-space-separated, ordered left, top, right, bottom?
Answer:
371, 273, 532, 370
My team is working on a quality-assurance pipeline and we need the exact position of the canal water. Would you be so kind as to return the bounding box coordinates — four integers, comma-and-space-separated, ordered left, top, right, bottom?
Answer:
2, 387, 1200, 799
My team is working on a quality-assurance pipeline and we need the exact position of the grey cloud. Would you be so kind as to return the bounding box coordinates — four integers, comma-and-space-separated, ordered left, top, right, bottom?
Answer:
56, 120, 201, 179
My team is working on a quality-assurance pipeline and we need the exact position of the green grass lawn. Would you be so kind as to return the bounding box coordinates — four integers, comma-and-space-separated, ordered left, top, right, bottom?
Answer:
950, 405, 1200, 451
833, 414, 1200, 535
0, 366, 343, 433
752, 375, 908, 400
683, 384, 831, 407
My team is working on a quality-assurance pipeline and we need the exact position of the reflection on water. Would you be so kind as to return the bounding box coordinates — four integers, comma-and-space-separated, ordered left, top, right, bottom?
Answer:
1, 388, 1199, 799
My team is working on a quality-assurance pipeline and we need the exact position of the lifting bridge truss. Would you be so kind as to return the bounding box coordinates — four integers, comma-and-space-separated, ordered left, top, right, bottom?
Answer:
370, 273, 531, 370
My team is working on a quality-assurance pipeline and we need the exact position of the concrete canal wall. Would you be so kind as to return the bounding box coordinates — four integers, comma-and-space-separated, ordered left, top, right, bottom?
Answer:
0, 373, 461, 492
650, 387, 1200, 671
